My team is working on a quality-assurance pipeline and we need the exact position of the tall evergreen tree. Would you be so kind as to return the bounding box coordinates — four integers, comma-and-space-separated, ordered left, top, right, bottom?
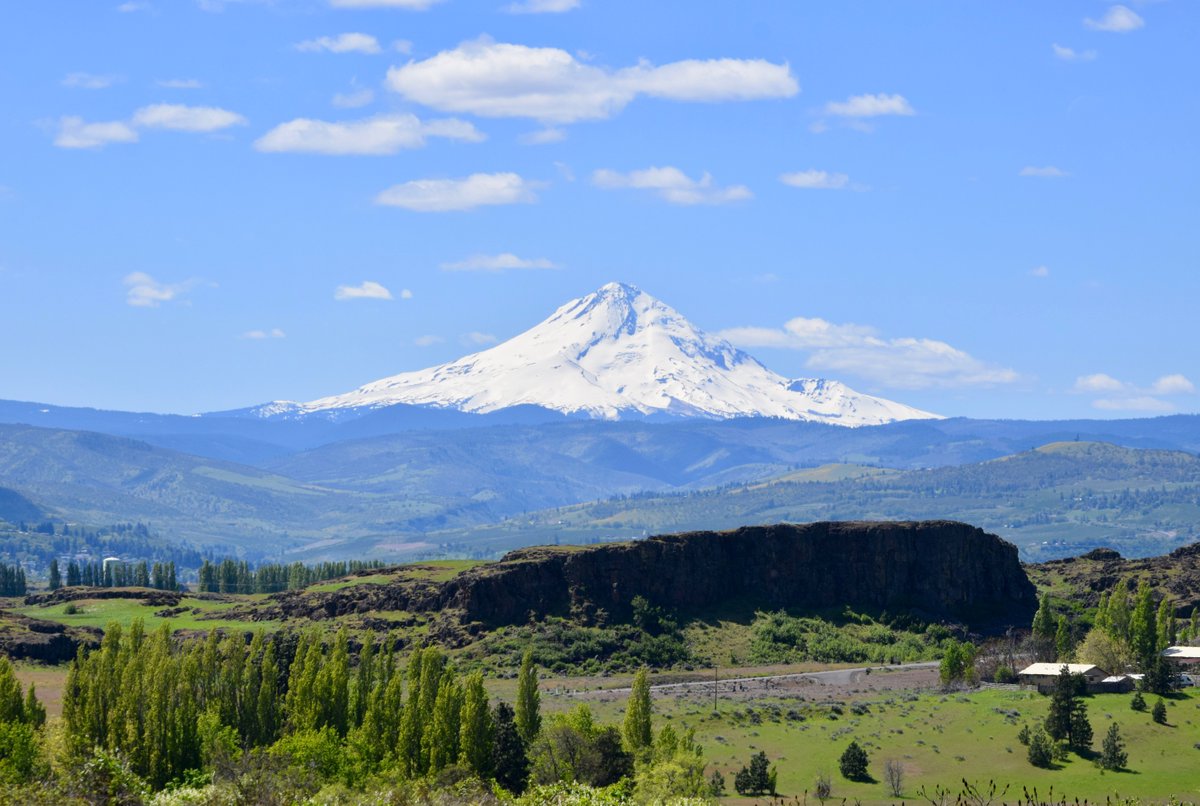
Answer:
491, 701, 529, 794
48, 559, 61, 591
458, 672, 494, 776
1129, 581, 1159, 670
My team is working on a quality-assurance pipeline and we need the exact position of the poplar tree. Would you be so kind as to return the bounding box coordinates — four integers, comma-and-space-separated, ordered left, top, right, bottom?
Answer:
1156, 598, 1175, 651
1129, 581, 1158, 670
623, 667, 653, 754
48, 559, 61, 590
426, 673, 463, 773
515, 650, 540, 746
458, 671, 494, 776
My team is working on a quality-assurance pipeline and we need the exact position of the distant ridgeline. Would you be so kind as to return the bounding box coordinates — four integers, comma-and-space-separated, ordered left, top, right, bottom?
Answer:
268, 521, 1039, 631
196, 558, 387, 594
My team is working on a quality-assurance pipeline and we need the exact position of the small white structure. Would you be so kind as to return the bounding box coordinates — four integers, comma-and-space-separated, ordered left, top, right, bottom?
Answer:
1018, 663, 1108, 692
1162, 646, 1200, 666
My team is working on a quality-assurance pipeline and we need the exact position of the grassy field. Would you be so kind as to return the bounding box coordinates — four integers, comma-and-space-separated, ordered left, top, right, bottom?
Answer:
534, 675, 1200, 804
15, 596, 279, 633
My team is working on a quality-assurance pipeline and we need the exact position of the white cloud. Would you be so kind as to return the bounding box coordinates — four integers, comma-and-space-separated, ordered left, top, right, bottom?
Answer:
55, 117, 139, 149
399, 288, 413, 299
1074, 373, 1125, 393
779, 170, 851, 190
255, 114, 483, 155
1020, 165, 1069, 178
519, 127, 567, 145
296, 33, 382, 54
461, 331, 497, 346
1085, 5, 1144, 33
332, 88, 375, 108
1030, 265, 1050, 278
1152, 374, 1195, 395
414, 334, 444, 346
823, 93, 914, 118
393, 39, 413, 54
385, 38, 797, 124
242, 328, 286, 339
440, 253, 559, 272
504, 0, 579, 12
375, 172, 540, 212
1074, 372, 1193, 411
720, 316, 1018, 389
592, 166, 751, 205
1053, 43, 1097, 62
123, 272, 196, 308
157, 78, 204, 89
117, 2, 150, 11
62, 72, 118, 90
331, 0, 444, 8
131, 104, 246, 132
334, 281, 393, 301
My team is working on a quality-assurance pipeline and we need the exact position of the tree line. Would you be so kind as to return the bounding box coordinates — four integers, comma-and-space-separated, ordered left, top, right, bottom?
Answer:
0, 564, 26, 596
195, 558, 386, 594
50, 559, 177, 591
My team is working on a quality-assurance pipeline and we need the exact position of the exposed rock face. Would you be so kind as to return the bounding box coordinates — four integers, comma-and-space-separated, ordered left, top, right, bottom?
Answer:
0, 612, 100, 663
1028, 539, 1200, 613
443, 521, 1036, 629
263, 521, 1036, 631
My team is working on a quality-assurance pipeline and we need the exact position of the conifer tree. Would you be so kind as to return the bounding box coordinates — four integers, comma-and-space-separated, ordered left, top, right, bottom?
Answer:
1100, 723, 1127, 770
1130, 581, 1158, 670
515, 650, 541, 746
491, 701, 529, 794
48, 559, 61, 591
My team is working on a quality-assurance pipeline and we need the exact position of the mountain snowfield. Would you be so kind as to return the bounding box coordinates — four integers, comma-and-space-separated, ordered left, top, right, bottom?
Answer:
262, 282, 940, 427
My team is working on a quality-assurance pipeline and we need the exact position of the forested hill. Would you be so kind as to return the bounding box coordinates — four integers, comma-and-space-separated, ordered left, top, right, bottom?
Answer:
446, 442, 1200, 561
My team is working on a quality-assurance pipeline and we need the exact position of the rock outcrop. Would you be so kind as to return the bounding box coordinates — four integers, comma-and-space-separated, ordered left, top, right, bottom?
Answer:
264, 521, 1036, 631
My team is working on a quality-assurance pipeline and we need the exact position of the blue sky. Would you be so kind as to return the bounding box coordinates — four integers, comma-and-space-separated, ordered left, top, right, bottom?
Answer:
1, 0, 1196, 419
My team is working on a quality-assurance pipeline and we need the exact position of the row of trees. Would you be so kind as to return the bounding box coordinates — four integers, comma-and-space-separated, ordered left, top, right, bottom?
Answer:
50, 559, 177, 591
196, 558, 385, 594
57, 621, 709, 801
0, 564, 26, 596
1033, 580, 1188, 694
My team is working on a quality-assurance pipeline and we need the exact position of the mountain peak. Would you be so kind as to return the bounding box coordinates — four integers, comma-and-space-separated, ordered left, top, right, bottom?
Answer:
284, 282, 940, 426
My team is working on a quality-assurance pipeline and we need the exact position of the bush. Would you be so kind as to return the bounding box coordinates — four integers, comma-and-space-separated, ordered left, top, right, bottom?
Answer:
1131, 691, 1146, 711
838, 740, 869, 781
994, 665, 1016, 684
1027, 729, 1054, 768
1152, 698, 1168, 725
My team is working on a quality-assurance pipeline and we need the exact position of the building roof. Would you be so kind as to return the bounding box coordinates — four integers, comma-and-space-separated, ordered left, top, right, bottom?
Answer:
1018, 663, 1104, 677
1162, 646, 1200, 660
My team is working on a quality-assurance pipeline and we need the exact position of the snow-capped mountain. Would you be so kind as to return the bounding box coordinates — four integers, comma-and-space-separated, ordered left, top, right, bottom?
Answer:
264, 282, 940, 427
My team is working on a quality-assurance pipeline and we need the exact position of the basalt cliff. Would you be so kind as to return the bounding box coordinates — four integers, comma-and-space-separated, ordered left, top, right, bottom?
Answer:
264, 521, 1037, 632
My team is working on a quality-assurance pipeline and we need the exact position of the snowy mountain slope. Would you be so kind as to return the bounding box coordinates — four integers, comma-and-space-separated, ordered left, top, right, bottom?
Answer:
275, 282, 940, 427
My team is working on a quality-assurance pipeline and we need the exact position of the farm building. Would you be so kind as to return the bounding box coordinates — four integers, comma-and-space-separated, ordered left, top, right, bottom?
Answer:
1017, 663, 1109, 693
1162, 646, 1200, 666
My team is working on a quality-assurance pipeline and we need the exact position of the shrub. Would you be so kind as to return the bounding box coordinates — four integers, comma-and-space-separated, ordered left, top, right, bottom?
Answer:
1152, 698, 1168, 724
838, 740, 869, 781
1131, 691, 1146, 711
1027, 729, 1054, 768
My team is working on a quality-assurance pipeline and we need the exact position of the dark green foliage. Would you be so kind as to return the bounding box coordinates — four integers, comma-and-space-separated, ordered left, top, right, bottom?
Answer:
1016, 723, 1030, 745
1131, 690, 1146, 711
47, 559, 60, 591
490, 702, 528, 794
750, 609, 944, 665
733, 750, 771, 795
0, 564, 25, 596
938, 639, 977, 687
515, 650, 540, 747
1152, 697, 1167, 724
197, 557, 385, 594
622, 668, 653, 754
1027, 728, 1054, 768
838, 740, 869, 781
708, 768, 725, 795
1100, 723, 1128, 770
529, 705, 631, 788
1044, 667, 1092, 749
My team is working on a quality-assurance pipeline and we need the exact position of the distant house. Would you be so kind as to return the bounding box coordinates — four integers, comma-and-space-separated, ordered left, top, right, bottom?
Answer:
1162, 646, 1200, 666
1097, 675, 1137, 693
1017, 663, 1108, 693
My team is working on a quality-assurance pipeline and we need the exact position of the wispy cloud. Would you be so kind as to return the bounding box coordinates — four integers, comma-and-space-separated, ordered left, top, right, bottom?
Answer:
330, 0, 444, 8
1029, 265, 1050, 278
440, 253, 559, 272
116, 2, 151, 12
720, 316, 1018, 389
375, 172, 540, 212
55, 117, 139, 149
519, 128, 567, 146
242, 328, 286, 339
592, 166, 751, 205
255, 114, 483, 155
156, 78, 204, 89
503, 0, 579, 13
334, 281, 394, 301
1053, 44, 1097, 62
295, 33, 381, 54
414, 334, 444, 346
386, 38, 797, 124
1020, 165, 1069, 178
131, 104, 246, 132
62, 72, 119, 90
461, 331, 497, 346
1074, 372, 1194, 412
823, 93, 914, 118
1084, 5, 1144, 33
779, 170, 852, 190
332, 88, 375, 109
123, 272, 198, 308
